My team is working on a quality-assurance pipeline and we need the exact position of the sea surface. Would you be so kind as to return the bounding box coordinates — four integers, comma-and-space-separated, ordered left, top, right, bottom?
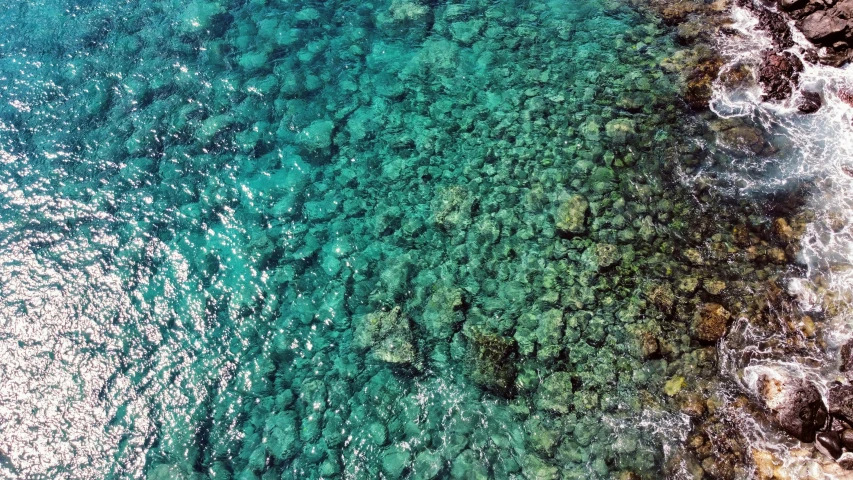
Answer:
0, 0, 847, 479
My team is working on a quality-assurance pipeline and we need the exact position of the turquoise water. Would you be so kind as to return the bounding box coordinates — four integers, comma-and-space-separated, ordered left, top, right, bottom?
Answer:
0, 1, 733, 479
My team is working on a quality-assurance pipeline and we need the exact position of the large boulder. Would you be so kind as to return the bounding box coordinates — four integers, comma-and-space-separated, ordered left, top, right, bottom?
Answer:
759, 375, 828, 442
798, 10, 849, 43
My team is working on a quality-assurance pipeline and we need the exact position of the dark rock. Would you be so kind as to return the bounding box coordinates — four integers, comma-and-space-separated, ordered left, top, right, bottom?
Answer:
778, 0, 808, 12
828, 383, 853, 423
842, 339, 853, 374
692, 303, 732, 342
758, 8, 796, 48
464, 327, 518, 397
842, 429, 853, 450
817, 431, 843, 459
776, 381, 829, 442
758, 51, 804, 101
760, 376, 828, 442
797, 90, 822, 113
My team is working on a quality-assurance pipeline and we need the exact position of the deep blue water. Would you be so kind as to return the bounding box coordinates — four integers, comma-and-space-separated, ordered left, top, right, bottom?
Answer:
0, 1, 724, 478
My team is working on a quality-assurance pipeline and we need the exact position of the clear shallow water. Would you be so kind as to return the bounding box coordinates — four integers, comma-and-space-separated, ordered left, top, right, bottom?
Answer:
0, 0, 770, 479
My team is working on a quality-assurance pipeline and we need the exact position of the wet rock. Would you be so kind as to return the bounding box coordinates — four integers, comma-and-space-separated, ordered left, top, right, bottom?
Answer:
412, 450, 442, 480
664, 376, 685, 396
759, 376, 828, 442
583, 243, 621, 270
840, 88, 853, 107
421, 283, 465, 340
296, 119, 335, 150
554, 194, 588, 235
604, 118, 636, 144
692, 303, 731, 342
817, 431, 843, 459
827, 383, 853, 423
772, 217, 796, 242
752, 449, 786, 480
464, 327, 518, 397
382, 445, 411, 478
842, 429, 853, 450
757, 8, 795, 49
641, 332, 661, 359
841, 339, 853, 374
703, 279, 726, 295
534, 309, 565, 361
778, 0, 808, 13
684, 55, 725, 109
758, 51, 803, 101
798, 10, 849, 44
797, 90, 822, 113
681, 393, 707, 417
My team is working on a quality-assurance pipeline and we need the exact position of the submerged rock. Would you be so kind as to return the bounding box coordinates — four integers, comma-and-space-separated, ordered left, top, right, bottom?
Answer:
535, 372, 574, 414
711, 118, 772, 155
431, 185, 473, 231
353, 306, 418, 366
554, 194, 589, 235
692, 303, 731, 342
464, 327, 518, 397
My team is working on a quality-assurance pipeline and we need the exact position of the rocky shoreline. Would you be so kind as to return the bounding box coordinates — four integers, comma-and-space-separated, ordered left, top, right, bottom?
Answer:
625, 0, 853, 477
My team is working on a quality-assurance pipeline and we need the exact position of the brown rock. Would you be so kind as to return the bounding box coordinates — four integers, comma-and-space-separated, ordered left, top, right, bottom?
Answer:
758, 51, 803, 101
773, 218, 796, 242
685, 56, 725, 109
798, 10, 849, 43
797, 90, 822, 113
816, 431, 843, 459
681, 393, 707, 417
692, 303, 732, 342
641, 332, 661, 359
